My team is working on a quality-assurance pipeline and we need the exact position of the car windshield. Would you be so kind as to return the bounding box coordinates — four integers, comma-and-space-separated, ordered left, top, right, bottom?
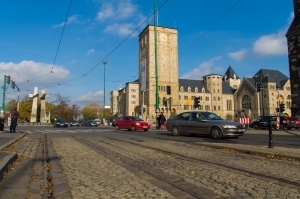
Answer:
200, 112, 223, 120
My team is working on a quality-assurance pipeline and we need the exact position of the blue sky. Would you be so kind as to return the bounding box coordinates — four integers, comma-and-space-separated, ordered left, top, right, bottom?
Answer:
0, 0, 293, 108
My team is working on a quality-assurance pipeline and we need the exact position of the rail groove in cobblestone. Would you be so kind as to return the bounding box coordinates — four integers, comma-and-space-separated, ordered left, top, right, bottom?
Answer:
101, 136, 300, 190
71, 135, 220, 199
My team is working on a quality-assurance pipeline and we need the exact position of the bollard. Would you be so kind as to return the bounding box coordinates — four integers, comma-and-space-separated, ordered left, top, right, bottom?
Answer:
268, 117, 273, 148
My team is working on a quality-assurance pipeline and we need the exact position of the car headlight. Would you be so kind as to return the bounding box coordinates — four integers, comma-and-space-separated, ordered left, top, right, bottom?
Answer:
223, 125, 237, 128
136, 122, 141, 126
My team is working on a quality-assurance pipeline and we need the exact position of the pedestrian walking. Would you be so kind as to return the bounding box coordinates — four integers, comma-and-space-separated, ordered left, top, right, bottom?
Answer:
159, 112, 166, 130
0, 109, 4, 131
10, 107, 19, 133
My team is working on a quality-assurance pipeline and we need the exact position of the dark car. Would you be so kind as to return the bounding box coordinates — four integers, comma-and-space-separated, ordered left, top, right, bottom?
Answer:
69, 120, 80, 127
286, 117, 300, 129
83, 120, 98, 127
250, 116, 287, 129
166, 111, 246, 139
54, 118, 68, 127
115, 116, 151, 131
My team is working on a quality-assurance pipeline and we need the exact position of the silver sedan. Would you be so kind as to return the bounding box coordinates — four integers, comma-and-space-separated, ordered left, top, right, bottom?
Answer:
166, 111, 246, 139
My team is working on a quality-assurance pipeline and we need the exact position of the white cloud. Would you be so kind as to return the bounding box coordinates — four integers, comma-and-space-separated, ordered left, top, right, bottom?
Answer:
86, 49, 96, 55
53, 15, 80, 28
73, 90, 103, 105
116, 1, 137, 19
104, 23, 137, 36
0, 60, 69, 84
228, 49, 247, 61
180, 56, 223, 80
96, 0, 137, 22
96, 3, 114, 22
252, 31, 287, 56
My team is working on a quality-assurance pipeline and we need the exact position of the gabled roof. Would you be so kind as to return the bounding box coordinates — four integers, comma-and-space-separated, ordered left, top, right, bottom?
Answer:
252, 69, 289, 89
223, 65, 240, 80
179, 79, 235, 94
222, 82, 236, 94
179, 79, 209, 93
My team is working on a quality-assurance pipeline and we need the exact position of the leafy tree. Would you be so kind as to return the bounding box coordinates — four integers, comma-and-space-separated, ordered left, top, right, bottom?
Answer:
51, 93, 73, 121
19, 97, 33, 122
82, 103, 100, 120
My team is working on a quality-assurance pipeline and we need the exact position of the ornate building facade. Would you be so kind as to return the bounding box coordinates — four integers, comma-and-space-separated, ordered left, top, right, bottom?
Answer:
110, 25, 291, 122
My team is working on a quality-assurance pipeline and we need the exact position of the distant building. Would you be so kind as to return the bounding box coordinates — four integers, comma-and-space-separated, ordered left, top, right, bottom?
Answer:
111, 25, 291, 122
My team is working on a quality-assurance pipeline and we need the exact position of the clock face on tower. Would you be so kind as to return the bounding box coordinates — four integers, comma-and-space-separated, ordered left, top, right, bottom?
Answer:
160, 33, 167, 42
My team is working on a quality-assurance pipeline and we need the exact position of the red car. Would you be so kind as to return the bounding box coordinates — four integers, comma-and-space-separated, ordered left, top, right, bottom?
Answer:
115, 116, 151, 131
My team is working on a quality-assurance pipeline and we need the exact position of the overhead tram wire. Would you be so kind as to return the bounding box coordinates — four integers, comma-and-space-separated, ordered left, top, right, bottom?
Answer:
84, 0, 169, 76
43, 0, 169, 88
50, 0, 73, 73
180, 0, 241, 58
25, 0, 73, 83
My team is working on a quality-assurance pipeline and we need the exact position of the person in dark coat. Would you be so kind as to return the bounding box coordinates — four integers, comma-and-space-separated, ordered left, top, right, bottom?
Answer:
159, 112, 166, 130
0, 109, 4, 131
10, 107, 19, 133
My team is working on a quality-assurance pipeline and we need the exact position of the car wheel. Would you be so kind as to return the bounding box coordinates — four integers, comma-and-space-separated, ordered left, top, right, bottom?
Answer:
131, 126, 136, 131
252, 124, 259, 129
171, 126, 180, 136
210, 127, 223, 139
144, 129, 148, 131
296, 127, 299, 130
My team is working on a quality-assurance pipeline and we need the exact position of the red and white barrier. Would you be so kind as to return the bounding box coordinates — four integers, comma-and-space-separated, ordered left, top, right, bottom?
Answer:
238, 118, 250, 124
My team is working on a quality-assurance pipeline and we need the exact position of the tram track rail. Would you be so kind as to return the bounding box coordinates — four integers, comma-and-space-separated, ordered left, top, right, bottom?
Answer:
72, 134, 300, 192
70, 134, 217, 199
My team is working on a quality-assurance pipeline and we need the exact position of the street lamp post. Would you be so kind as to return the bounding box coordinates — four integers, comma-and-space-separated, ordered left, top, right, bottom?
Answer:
15, 85, 20, 111
101, 61, 109, 122
2, 75, 7, 111
142, 90, 146, 120
260, 74, 265, 116
154, 0, 159, 111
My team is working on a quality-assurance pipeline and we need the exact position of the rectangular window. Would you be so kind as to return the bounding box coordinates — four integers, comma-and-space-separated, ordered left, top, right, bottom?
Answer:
226, 100, 232, 111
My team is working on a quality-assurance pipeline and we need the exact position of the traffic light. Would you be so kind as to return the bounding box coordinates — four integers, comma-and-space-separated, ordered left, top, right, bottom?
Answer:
166, 85, 171, 95
163, 98, 168, 107
256, 82, 261, 92
11, 81, 15, 89
279, 103, 285, 112
6, 75, 10, 85
194, 97, 200, 108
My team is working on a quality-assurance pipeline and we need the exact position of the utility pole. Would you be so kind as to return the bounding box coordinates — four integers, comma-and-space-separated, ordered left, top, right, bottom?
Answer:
154, 0, 159, 111
2, 75, 7, 110
260, 74, 265, 116
101, 61, 109, 121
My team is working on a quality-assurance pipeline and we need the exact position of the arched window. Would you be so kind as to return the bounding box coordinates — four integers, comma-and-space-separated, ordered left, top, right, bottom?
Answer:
187, 87, 191, 92
241, 95, 251, 109
195, 87, 198, 92
201, 87, 205, 93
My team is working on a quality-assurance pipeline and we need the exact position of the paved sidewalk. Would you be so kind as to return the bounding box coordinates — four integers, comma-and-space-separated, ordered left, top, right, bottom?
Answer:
0, 130, 28, 181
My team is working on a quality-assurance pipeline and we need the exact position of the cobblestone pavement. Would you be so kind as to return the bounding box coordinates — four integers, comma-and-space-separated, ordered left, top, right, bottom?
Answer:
1, 129, 300, 199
